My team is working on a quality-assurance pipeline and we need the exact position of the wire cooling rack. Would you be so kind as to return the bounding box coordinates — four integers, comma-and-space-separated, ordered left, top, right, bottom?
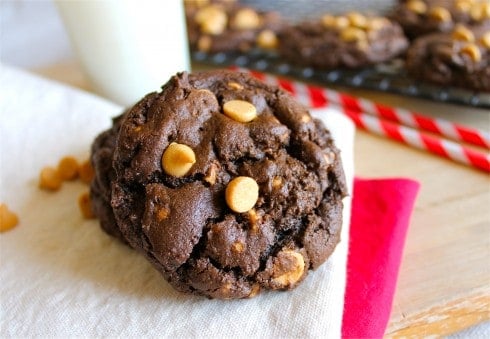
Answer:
192, 50, 490, 109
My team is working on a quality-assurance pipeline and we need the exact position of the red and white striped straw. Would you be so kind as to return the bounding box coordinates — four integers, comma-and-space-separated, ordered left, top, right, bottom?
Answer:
231, 67, 490, 172
234, 67, 490, 150
343, 108, 490, 172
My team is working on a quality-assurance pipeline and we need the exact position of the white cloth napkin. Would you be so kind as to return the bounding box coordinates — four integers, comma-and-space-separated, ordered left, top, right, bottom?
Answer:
0, 65, 354, 338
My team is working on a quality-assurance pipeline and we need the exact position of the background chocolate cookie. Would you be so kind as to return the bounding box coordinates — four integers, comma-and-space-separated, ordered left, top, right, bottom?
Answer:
90, 70, 347, 299
406, 23, 490, 91
277, 12, 408, 69
391, 0, 490, 39
185, 0, 283, 53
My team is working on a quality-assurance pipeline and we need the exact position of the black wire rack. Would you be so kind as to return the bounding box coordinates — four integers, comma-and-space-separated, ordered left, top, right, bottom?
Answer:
192, 49, 490, 109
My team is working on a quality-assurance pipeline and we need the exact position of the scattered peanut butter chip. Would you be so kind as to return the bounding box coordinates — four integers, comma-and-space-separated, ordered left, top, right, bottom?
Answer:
225, 176, 259, 213
0, 203, 19, 233
78, 160, 95, 184
57, 156, 79, 181
223, 100, 257, 123
162, 142, 196, 177
78, 191, 95, 219
39, 166, 62, 191
272, 250, 305, 287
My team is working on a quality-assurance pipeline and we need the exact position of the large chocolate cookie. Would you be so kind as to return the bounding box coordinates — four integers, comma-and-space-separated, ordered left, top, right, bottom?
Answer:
90, 70, 347, 299
391, 0, 490, 39
406, 23, 490, 91
277, 12, 408, 69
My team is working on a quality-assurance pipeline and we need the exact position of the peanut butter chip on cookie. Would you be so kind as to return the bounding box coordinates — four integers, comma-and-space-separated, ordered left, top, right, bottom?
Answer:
223, 100, 257, 122
225, 176, 259, 213
429, 6, 452, 22
231, 8, 261, 30
162, 142, 196, 177
406, 0, 428, 14
272, 250, 305, 287
481, 31, 490, 48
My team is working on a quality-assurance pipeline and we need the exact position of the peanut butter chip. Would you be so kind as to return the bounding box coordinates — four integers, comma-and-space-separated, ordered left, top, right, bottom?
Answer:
231, 8, 261, 30
57, 156, 79, 181
39, 166, 62, 191
430, 6, 452, 22
481, 31, 490, 48
78, 191, 95, 219
0, 203, 19, 232
456, 0, 472, 13
196, 5, 227, 35
346, 12, 368, 28
452, 24, 475, 42
162, 142, 196, 177
340, 27, 367, 42
321, 14, 336, 28
232, 241, 245, 253
460, 43, 482, 62
227, 81, 244, 90
407, 0, 428, 14
272, 250, 305, 287
256, 29, 278, 49
223, 100, 257, 123
78, 160, 95, 184
334, 16, 350, 29
225, 176, 259, 213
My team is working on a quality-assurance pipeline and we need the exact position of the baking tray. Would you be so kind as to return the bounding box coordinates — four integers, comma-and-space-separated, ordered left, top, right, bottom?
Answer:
192, 49, 490, 109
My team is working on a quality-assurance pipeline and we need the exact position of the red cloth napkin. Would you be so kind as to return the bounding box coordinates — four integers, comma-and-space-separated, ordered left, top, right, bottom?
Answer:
342, 177, 420, 338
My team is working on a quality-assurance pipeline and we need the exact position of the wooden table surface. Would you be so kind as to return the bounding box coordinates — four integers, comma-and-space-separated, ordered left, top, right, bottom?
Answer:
33, 61, 490, 337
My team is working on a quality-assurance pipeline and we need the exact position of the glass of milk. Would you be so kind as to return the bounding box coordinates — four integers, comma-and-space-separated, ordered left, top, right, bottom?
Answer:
56, 0, 190, 106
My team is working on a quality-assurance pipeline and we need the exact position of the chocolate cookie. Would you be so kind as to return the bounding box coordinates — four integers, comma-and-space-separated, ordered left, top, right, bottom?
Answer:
390, 0, 490, 39
277, 12, 408, 69
406, 23, 490, 91
185, 0, 283, 53
90, 70, 347, 299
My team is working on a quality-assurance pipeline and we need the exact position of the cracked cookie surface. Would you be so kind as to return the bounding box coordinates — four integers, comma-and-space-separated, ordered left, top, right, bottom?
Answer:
90, 70, 347, 299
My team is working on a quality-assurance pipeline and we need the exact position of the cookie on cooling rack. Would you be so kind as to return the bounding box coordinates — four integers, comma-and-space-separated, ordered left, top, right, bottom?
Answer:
390, 0, 490, 39
185, 0, 283, 53
277, 12, 408, 69
406, 23, 490, 91
89, 70, 347, 299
